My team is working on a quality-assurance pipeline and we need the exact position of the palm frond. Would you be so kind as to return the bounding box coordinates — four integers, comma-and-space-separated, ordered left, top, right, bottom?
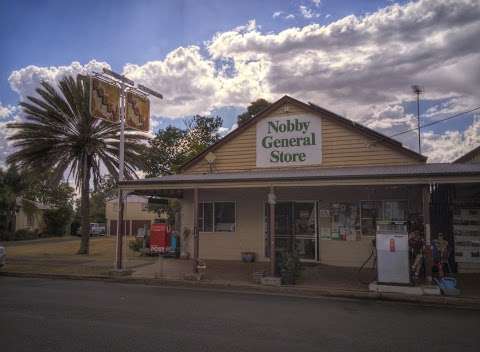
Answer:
7, 74, 148, 188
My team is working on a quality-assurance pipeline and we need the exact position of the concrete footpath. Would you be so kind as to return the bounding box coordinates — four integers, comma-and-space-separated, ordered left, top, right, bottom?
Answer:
2, 270, 480, 310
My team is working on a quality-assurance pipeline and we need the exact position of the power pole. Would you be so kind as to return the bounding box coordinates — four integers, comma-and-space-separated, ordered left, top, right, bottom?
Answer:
411, 85, 423, 154
98, 68, 163, 271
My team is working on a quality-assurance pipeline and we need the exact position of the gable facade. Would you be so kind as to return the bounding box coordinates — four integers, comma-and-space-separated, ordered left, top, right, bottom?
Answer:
182, 97, 425, 174
455, 146, 480, 164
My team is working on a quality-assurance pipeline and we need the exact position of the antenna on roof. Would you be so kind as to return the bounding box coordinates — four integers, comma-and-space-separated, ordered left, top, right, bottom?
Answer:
412, 85, 424, 154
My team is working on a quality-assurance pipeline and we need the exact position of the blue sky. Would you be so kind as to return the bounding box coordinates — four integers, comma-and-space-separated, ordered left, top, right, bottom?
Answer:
0, 0, 406, 104
1, 0, 479, 163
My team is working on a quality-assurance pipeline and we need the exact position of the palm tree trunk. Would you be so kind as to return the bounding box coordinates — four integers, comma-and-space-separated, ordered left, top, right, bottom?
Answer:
78, 156, 90, 255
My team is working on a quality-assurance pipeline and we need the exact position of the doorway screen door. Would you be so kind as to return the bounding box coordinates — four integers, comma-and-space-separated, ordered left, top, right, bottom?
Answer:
265, 201, 317, 261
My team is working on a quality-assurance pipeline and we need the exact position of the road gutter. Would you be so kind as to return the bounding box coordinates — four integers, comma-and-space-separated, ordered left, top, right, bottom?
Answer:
1, 270, 479, 310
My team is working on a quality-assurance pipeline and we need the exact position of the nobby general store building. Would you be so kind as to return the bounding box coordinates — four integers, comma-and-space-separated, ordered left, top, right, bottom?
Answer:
120, 96, 480, 272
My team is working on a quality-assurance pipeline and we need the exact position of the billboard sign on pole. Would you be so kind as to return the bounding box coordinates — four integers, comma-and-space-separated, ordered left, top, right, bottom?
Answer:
126, 91, 150, 131
89, 77, 121, 123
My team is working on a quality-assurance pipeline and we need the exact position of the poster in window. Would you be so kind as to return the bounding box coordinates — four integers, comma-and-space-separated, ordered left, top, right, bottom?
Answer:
126, 92, 150, 131
89, 77, 120, 123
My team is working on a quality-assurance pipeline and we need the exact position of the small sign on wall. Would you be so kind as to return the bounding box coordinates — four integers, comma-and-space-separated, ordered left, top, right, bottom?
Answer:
256, 114, 322, 167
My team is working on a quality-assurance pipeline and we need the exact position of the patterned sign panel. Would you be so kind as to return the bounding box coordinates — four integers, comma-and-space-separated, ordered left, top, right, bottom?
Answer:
126, 92, 150, 131
89, 77, 120, 123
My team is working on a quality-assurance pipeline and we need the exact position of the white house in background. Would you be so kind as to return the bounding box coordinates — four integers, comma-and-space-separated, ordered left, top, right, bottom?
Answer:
14, 197, 53, 233
105, 195, 157, 237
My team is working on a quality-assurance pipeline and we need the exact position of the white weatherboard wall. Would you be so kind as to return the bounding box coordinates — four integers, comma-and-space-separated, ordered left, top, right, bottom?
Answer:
256, 114, 322, 168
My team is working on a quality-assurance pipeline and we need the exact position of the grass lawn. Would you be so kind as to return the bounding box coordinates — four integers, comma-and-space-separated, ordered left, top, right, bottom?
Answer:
4, 236, 141, 261
1, 236, 156, 276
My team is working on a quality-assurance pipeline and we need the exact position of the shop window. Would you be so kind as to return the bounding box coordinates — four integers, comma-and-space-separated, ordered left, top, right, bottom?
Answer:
214, 202, 236, 232
198, 202, 214, 232
360, 200, 407, 237
330, 203, 360, 241
383, 201, 407, 221
198, 202, 235, 232
360, 201, 382, 237
318, 202, 360, 241
317, 200, 407, 240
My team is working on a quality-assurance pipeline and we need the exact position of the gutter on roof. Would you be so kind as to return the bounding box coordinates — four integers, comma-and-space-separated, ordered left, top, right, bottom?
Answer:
120, 171, 480, 187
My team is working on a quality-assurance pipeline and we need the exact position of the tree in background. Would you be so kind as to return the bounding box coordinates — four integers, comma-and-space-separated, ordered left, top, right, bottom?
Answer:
0, 165, 26, 238
0, 167, 75, 239
89, 175, 117, 224
24, 173, 76, 236
7, 75, 147, 254
237, 99, 272, 126
144, 115, 223, 177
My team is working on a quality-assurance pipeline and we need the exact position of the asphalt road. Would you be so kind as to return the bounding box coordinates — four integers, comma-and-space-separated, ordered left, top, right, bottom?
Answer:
1, 277, 479, 352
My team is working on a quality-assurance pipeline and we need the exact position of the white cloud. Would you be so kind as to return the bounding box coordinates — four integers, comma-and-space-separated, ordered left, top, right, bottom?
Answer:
299, 5, 320, 19
123, 46, 221, 117
285, 14, 295, 20
6, 0, 480, 162
9, 60, 110, 99
422, 115, 480, 162
312, 0, 322, 7
0, 103, 17, 120
0, 106, 23, 167
272, 11, 283, 19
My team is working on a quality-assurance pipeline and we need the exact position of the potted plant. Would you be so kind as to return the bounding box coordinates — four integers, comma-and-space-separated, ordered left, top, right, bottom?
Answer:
241, 251, 255, 263
280, 250, 302, 285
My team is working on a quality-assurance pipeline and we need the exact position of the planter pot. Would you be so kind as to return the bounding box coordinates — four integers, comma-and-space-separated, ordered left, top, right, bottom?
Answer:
241, 252, 255, 263
281, 270, 296, 285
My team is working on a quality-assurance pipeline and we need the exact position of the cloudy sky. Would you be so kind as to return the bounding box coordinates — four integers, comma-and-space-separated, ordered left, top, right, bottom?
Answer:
1, 0, 479, 165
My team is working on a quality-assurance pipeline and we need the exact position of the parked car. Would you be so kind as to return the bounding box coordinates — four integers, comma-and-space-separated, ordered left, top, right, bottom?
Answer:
0, 246, 6, 267
90, 223, 106, 236
76, 223, 106, 236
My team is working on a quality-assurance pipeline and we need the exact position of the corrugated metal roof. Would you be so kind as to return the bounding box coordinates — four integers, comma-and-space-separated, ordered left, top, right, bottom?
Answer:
121, 163, 480, 186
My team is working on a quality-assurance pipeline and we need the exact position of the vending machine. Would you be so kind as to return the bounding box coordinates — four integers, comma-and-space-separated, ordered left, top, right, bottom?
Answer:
150, 222, 170, 254
376, 221, 410, 285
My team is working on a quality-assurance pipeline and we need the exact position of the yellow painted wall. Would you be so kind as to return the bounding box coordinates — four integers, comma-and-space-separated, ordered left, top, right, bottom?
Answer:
180, 185, 422, 267
105, 198, 158, 235
105, 200, 157, 222
184, 103, 422, 174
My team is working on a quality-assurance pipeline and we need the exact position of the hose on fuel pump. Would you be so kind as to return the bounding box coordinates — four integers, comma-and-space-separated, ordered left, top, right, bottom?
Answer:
357, 238, 377, 285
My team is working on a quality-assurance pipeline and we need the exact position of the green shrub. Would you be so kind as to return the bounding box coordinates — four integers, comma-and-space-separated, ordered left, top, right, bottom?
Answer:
128, 238, 144, 252
0, 231, 13, 241
43, 207, 73, 237
13, 229, 39, 241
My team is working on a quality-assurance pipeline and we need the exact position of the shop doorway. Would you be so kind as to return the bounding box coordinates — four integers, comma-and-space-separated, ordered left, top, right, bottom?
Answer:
266, 201, 317, 261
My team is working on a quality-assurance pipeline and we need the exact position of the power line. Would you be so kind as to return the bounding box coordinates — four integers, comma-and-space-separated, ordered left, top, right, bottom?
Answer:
388, 105, 480, 139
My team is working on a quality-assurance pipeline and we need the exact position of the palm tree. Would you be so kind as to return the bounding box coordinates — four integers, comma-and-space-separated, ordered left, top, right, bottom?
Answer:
7, 75, 147, 254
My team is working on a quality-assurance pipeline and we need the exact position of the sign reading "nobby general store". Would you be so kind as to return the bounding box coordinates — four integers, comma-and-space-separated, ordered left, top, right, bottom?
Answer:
256, 114, 322, 167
